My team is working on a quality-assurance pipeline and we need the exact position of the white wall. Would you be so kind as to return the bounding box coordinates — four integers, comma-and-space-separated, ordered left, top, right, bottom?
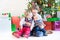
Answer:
0, 0, 31, 16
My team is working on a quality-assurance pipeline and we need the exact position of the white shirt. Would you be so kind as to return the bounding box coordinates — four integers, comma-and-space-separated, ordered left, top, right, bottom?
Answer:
20, 17, 34, 30
35, 13, 42, 20
34, 13, 46, 28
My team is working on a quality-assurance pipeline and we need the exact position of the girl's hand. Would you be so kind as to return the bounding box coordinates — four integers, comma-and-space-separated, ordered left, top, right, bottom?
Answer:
20, 26, 23, 30
25, 22, 31, 26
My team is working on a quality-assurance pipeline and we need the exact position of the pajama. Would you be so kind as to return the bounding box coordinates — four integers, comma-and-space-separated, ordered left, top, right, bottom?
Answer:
13, 26, 30, 38
31, 26, 46, 36
18, 26, 30, 37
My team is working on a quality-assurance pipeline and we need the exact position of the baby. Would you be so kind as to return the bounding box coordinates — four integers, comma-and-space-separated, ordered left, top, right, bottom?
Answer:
12, 10, 33, 38
31, 9, 47, 36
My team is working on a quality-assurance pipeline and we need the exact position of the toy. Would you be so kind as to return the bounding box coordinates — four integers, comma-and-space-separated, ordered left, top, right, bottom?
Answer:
11, 24, 16, 32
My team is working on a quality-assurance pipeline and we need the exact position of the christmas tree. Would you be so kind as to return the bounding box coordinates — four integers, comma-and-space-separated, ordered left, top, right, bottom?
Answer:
27, 0, 60, 18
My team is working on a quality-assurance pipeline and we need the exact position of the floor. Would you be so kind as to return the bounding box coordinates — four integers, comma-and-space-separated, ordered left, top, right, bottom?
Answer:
0, 16, 60, 40
0, 31, 60, 40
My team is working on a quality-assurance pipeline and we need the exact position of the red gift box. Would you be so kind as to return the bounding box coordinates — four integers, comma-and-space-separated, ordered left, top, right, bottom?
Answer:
44, 21, 52, 30
11, 16, 20, 29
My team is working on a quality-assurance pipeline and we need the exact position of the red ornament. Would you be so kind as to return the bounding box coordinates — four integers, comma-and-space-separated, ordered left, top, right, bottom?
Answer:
48, 3, 51, 7
46, 14, 52, 18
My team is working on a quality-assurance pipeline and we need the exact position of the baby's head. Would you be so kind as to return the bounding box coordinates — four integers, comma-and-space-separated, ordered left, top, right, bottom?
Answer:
27, 13, 33, 18
24, 10, 33, 18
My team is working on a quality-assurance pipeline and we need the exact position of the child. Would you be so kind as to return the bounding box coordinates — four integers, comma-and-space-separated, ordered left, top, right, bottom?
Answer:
12, 11, 33, 38
31, 9, 47, 37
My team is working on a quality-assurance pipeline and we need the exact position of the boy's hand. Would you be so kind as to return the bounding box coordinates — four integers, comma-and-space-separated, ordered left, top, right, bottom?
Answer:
43, 24, 46, 27
33, 15, 38, 21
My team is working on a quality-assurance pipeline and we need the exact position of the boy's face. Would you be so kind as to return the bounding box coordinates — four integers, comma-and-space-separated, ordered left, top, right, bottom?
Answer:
32, 10, 37, 15
31, 2, 35, 5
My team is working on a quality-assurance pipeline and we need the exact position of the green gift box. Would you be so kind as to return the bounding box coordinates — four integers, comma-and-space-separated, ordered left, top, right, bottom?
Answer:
58, 18, 60, 21
11, 24, 16, 32
47, 18, 59, 22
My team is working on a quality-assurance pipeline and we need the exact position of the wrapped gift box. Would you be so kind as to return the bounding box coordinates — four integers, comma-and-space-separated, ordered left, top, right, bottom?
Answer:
54, 21, 60, 31
44, 21, 52, 30
11, 16, 20, 31
11, 24, 16, 32
47, 18, 59, 22
0, 15, 11, 32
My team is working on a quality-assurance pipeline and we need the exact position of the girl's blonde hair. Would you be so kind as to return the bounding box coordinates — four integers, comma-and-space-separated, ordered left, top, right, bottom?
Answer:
24, 10, 30, 17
